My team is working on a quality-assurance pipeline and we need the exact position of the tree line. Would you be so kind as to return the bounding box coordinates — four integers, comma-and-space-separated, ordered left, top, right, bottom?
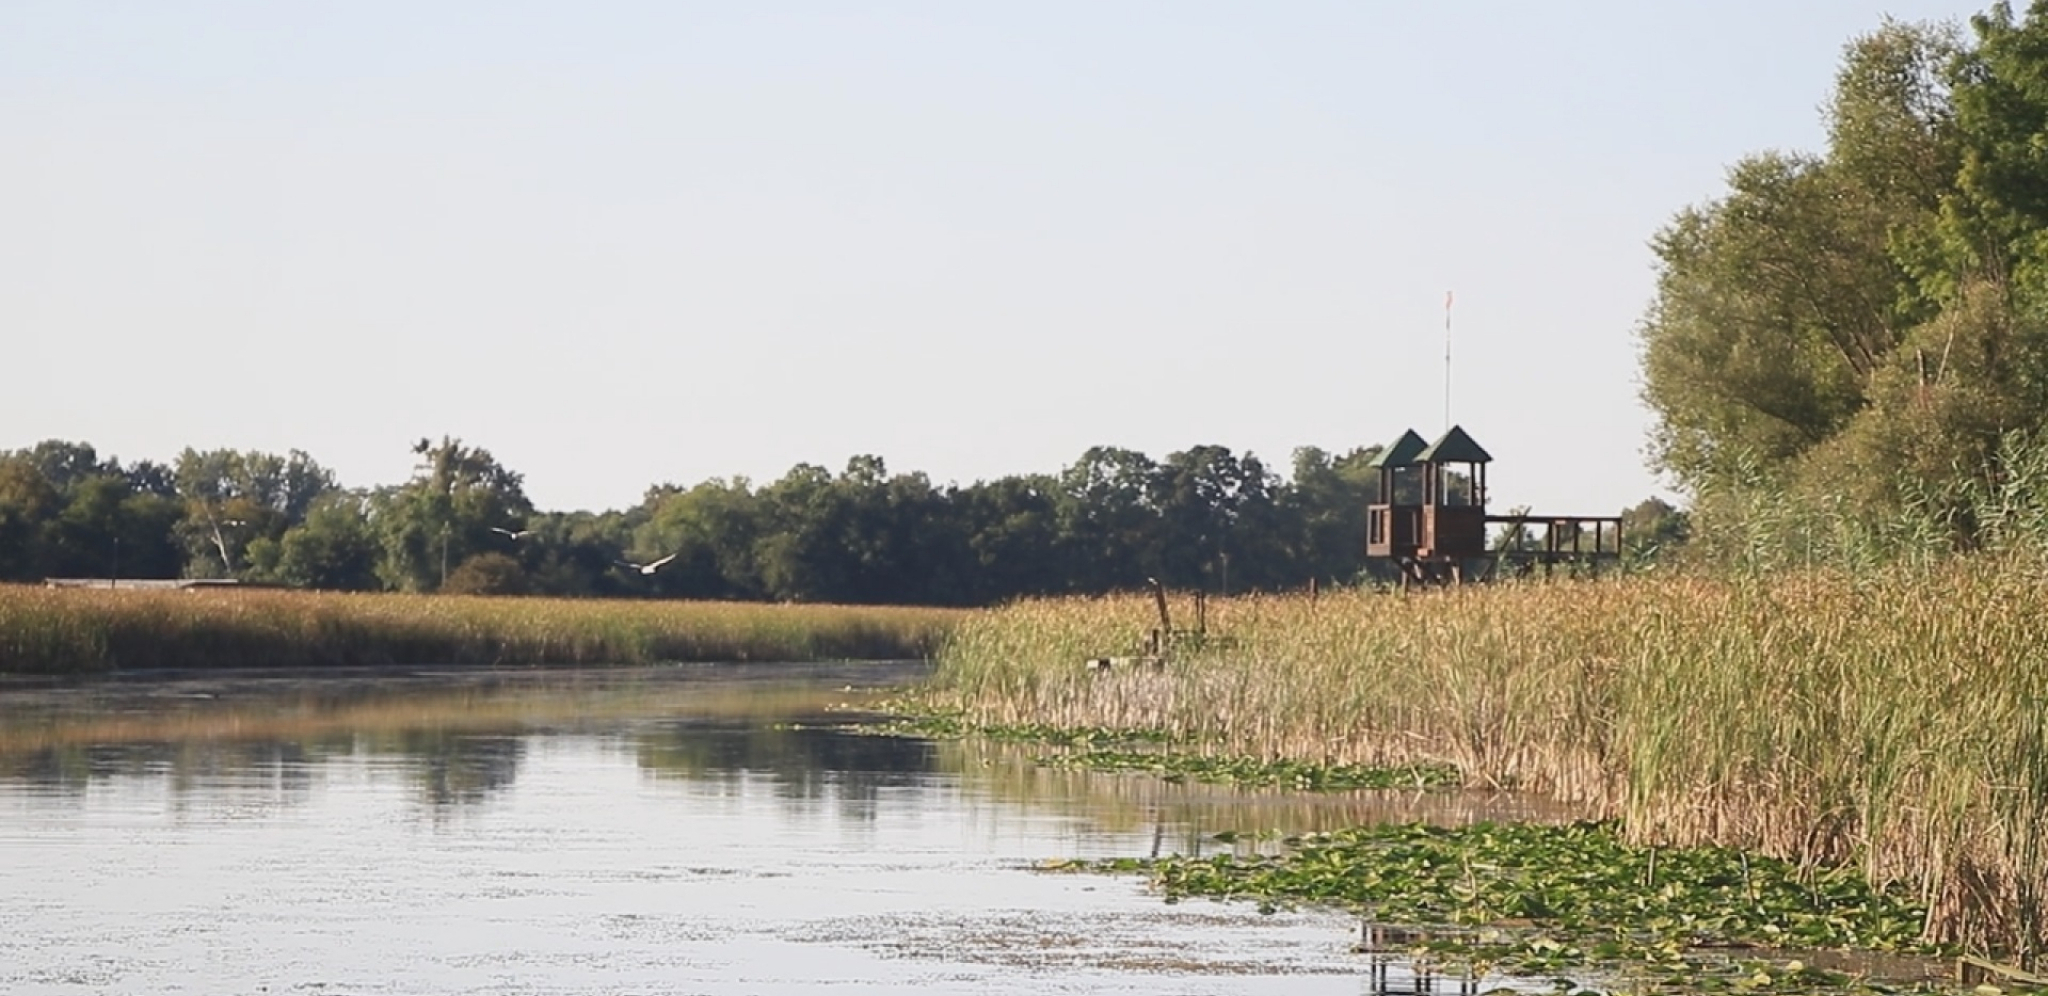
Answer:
1640, 3, 2048, 556
0, 436, 1682, 603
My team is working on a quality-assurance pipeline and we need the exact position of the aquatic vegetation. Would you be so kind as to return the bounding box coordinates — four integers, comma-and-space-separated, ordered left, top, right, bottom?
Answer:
856, 709, 1456, 790
1039, 749, 1459, 791
1119, 822, 1925, 950
931, 568, 2048, 960
0, 585, 965, 673
1057, 821, 1950, 995
854, 711, 1177, 747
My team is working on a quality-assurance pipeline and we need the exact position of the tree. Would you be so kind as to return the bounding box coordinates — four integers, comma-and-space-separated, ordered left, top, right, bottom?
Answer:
264, 492, 380, 590
635, 478, 762, 599
0, 455, 59, 580
1278, 445, 1383, 586
957, 474, 1067, 600
442, 552, 531, 596
1054, 446, 1163, 591
749, 463, 850, 602
372, 437, 535, 592
1639, 19, 1989, 521
1619, 497, 1692, 562
0, 442, 181, 580
1150, 446, 1276, 592
173, 448, 338, 578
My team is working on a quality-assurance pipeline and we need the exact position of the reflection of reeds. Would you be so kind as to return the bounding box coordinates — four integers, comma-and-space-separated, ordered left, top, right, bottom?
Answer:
0, 677, 865, 756
0, 585, 965, 673
929, 570, 2048, 958
934, 739, 1588, 844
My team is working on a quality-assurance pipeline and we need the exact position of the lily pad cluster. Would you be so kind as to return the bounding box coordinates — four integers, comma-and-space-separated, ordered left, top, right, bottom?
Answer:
854, 712, 1176, 747
1038, 749, 1461, 791
1058, 821, 1962, 994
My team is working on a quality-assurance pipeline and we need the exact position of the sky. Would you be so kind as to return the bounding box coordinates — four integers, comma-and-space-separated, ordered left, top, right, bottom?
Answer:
0, 1, 1991, 515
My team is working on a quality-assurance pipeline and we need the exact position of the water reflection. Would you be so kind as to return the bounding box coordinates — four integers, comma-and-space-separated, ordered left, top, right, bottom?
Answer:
0, 664, 1580, 995
636, 722, 937, 824
0, 667, 1584, 835
0, 663, 924, 811
932, 738, 1590, 848
1358, 925, 1501, 995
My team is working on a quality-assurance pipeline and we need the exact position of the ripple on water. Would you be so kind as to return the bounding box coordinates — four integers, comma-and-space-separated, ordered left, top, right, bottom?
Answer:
0, 665, 1564, 996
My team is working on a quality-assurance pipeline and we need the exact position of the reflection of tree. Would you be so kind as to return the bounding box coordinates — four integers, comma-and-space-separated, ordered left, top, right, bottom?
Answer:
634, 722, 936, 822
0, 740, 327, 796
0, 669, 927, 814
373, 730, 527, 808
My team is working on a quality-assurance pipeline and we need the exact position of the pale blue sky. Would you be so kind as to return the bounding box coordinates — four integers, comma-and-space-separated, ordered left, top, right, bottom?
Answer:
0, 1, 1985, 514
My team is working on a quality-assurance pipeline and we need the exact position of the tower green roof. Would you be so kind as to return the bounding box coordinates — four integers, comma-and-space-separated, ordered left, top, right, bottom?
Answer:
1417, 425, 1492, 464
1365, 429, 1429, 469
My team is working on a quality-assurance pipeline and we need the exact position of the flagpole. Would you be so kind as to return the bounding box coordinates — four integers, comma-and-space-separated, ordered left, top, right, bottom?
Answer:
1443, 290, 1454, 432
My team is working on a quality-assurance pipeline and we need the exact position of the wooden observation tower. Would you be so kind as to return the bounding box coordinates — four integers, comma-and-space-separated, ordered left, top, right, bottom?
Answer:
1365, 425, 1622, 584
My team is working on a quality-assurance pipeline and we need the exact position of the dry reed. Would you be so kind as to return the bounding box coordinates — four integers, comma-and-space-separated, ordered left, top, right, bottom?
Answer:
0, 584, 965, 673
930, 565, 2048, 958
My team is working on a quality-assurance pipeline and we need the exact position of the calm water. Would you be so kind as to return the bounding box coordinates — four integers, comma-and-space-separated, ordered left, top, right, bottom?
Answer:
0, 663, 1568, 995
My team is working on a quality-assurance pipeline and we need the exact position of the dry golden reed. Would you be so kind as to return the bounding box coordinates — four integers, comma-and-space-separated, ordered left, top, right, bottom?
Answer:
0, 584, 965, 673
930, 565, 2048, 958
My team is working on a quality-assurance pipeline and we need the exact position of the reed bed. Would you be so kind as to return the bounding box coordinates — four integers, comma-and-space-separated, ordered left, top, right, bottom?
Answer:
0, 585, 966, 673
930, 565, 2048, 959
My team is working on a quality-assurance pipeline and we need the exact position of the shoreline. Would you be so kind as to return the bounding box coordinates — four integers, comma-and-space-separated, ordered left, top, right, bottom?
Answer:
0, 584, 968, 674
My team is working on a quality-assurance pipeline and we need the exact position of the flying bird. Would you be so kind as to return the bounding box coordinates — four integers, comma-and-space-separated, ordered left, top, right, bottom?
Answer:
615, 554, 679, 575
491, 527, 535, 540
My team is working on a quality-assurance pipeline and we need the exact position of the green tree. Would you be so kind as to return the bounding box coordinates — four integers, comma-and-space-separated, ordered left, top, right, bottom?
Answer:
1054, 446, 1163, 591
1619, 496, 1692, 562
442, 551, 531, 596
264, 492, 381, 590
173, 448, 338, 578
0, 454, 60, 580
635, 478, 762, 599
518, 509, 638, 597
957, 474, 1067, 600
372, 437, 535, 592
1150, 445, 1276, 592
1639, 18, 1990, 533
0, 442, 181, 580
1278, 445, 1383, 586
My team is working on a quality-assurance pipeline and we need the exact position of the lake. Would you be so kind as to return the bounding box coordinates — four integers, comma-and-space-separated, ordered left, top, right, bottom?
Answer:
0, 662, 1568, 995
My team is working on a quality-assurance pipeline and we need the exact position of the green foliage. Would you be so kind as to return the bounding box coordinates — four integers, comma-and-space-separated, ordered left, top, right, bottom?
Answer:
861, 711, 1458, 789
1064, 822, 1935, 994
0, 432, 1657, 602
1112, 822, 1926, 950
264, 492, 381, 590
1641, 148, 1913, 491
1038, 750, 1460, 791
1632, 13, 2048, 558
0, 442, 183, 581
1634, 9, 2048, 575
857, 711, 1179, 747
1281, 445, 1386, 585
172, 447, 338, 579
371, 437, 535, 593
441, 552, 531, 597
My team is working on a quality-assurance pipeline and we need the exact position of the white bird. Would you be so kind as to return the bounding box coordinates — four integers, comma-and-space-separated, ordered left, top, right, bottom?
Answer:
615, 553, 679, 575
491, 527, 535, 540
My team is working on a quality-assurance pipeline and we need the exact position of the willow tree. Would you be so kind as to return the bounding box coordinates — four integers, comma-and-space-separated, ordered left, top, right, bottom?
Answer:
1639, 20, 1974, 522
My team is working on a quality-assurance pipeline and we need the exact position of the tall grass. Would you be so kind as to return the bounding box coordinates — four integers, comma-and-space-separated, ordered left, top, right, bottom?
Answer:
930, 568, 2048, 959
0, 585, 965, 673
